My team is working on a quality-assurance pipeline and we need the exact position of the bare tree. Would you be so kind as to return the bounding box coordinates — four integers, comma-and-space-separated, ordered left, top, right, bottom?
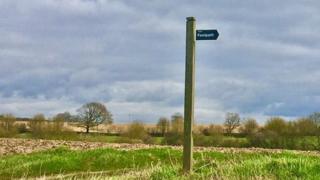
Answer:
0, 114, 17, 137
29, 113, 46, 135
157, 117, 170, 136
0, 114, 16, 132
309, 112, 320, 125
26, 113, 51, 137
52, 114, 66, 132
77, 102, 113, 133
171, 113, 184, 133
224, 112, 240, 135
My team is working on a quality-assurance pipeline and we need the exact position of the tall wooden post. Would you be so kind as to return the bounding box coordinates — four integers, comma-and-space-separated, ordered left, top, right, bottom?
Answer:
183, 16, 196, 173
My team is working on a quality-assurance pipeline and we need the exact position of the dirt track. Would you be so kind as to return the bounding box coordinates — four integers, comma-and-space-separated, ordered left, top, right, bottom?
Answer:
1, 138, 319, 156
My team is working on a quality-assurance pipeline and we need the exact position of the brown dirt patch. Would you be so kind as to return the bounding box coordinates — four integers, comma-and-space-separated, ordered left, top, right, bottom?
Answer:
1, 138, 319, 156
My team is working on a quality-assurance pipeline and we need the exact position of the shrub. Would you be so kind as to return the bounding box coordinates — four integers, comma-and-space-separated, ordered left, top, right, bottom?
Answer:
202, 124, 224, 136
28, 114, 74, 139
142, 135, 155, 144
294, 118, 317, 136
248, 132, 266, 147
162, 132, 183, 145
124, 121, 147, 139
123, 121, 152, 144
210, 134, 224, 146
29, 114, 47, 137
264, 117, 287, 135
193, 134, 223, 147
16, 123, 28, 133
239, 118, 259, 136
249, 130, 289, 149
220, 137, 249, 147
194, 134, 212, 147
0, 114, 17, 137
0, 126, 15, 137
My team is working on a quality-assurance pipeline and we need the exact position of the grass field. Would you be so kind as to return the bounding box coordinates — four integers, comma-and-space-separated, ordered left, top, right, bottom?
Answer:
1, 146, 320, 179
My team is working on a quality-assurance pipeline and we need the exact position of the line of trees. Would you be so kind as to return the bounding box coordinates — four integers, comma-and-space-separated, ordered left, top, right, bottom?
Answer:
152, 112, 320, 150
1, 103, 320, 150
0, 102, 114, 137
247, 115, 320, 150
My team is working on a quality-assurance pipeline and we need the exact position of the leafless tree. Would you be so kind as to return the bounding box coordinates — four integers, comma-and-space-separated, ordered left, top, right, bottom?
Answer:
29, 113, 46, 134
77, 102, 113, 133
171, 113, 184, 133
0, 114, 16, 132
224, 112, 240, 135
157, 117, 170, 136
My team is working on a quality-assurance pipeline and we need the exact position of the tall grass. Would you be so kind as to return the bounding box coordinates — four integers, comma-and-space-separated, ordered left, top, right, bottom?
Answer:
1, 147, 320, 179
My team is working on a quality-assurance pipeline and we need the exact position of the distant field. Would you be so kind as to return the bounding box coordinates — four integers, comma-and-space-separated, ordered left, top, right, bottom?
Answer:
15, 120, 158, 133
1, 138, 320, 179
10, 121, 320, 151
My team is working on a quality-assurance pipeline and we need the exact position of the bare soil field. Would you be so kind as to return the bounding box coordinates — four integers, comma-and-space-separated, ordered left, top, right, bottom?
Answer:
1, 138, 320, 156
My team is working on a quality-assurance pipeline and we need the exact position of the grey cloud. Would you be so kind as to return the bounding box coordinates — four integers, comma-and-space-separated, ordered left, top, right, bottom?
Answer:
107, 80, 184, 104
1, 0, 320, 123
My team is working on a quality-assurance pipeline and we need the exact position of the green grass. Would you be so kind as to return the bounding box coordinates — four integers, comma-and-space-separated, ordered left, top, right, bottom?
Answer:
1, 147, 320, 179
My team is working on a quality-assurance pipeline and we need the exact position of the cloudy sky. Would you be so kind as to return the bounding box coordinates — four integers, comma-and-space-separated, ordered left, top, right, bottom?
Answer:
1, 0, 320, 124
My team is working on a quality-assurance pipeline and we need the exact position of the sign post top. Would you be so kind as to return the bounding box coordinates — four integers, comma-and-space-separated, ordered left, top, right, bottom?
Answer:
196, 29, 219, 40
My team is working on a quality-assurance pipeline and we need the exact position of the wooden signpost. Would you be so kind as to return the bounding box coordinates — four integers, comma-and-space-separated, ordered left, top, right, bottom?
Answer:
183, 17, 219, 173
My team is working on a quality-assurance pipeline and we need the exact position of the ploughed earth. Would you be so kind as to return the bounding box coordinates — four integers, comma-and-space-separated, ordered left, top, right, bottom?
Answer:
1, 138, 319, 156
